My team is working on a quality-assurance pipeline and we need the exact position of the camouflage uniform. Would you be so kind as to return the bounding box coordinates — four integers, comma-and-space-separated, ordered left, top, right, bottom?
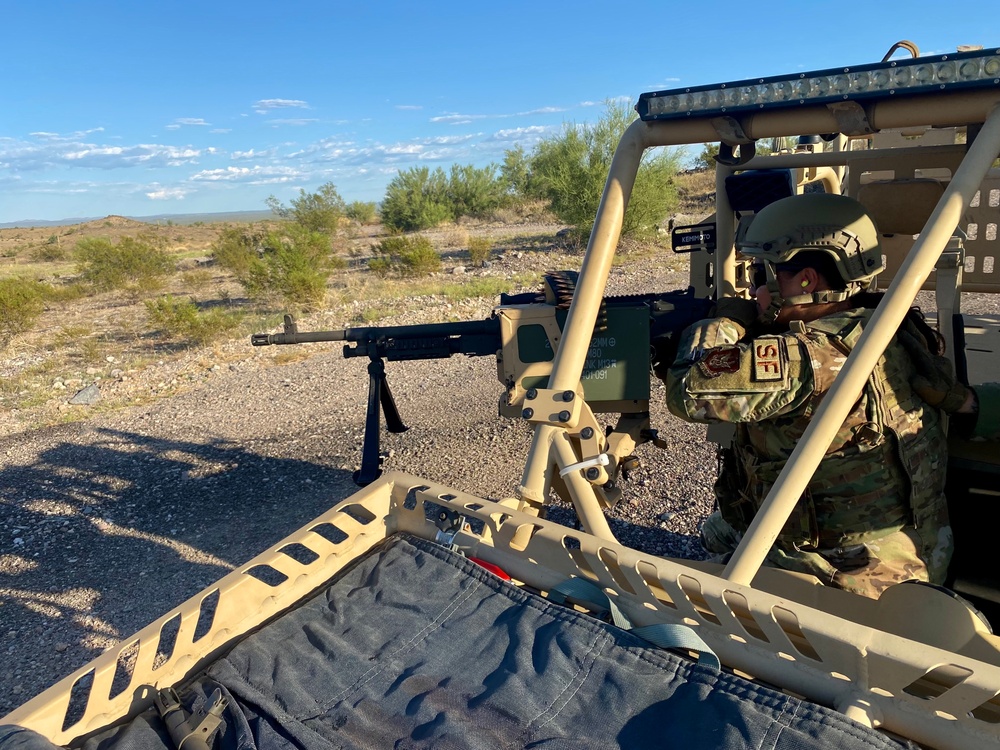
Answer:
666, 307, 953, 598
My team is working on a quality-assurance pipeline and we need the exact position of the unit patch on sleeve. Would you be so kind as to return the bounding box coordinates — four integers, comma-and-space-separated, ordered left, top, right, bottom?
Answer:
697, 345, 741, 378
752, 336, 784, 382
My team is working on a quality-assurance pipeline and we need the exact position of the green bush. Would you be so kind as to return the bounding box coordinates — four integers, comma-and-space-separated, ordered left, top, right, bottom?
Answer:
0, 277, 47, 347
467, 236, 492, 266
447, 163, 506, 218
399, 239, 441, 277
369, 235, 441, 277
380, 166, 454, 232
368, 256, 394, 278
500, 144, 531, 199
75, 235, 174, 293
30, 239, 67, 262
345, 201, 379, 224
212, 226, 269, 277
524, 100, 682, 242
145, 295, 244, 345
266, 182, 346, 235
235, 225, 336, 309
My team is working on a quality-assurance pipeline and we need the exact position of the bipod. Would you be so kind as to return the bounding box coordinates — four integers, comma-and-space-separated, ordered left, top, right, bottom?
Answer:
354, 355, 408, 486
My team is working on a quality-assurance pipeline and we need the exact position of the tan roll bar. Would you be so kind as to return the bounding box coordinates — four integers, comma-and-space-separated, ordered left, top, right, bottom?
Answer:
517, 88, 1000, 548
724, 102, 1000, 584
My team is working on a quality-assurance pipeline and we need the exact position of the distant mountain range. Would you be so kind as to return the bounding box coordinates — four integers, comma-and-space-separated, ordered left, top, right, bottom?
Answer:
0, 210, 277, 229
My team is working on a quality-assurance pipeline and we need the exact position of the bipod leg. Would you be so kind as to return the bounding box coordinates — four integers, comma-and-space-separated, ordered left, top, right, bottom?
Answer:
380, 367, 407, 435
354, 358, 408, 486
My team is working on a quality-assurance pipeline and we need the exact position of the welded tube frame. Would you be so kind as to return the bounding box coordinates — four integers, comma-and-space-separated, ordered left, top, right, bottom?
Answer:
516, 88, 1000, 554
724, 102, 1000, 584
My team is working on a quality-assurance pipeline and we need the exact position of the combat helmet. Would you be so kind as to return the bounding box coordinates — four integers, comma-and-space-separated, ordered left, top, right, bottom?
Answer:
737, 193, 885, 321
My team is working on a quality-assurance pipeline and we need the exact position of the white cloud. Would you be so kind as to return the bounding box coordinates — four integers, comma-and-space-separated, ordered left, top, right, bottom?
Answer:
210, 128, 232, 134
146, 186, 190, 200
395, 104, 423, 111
430, 105, 570, 126
172, 118, 210, 127
189, 165, 300, 184
489, 125, 549, 141
518, 106, 565, 115
645, 79, 680, 90
430, 113, 490, 124
232, 148, 276, 160
28, 128, 105, 142
426, 134, 479, 145
0, 135, 203, 173
62, 144, 201, 169
253, 98, 310, 114
266, 118, 319, 127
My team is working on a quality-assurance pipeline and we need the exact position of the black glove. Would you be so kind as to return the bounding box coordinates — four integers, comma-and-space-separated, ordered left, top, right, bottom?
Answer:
650, 333, 678, 381
897, 329, 972, 413
712, 296, 759, 329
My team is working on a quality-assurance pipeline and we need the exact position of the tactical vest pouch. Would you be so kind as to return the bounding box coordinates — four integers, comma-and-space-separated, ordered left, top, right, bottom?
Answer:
718, 443, 820, 549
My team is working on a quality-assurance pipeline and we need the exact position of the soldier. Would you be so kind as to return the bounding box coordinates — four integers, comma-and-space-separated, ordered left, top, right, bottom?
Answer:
661, 192, 978, 598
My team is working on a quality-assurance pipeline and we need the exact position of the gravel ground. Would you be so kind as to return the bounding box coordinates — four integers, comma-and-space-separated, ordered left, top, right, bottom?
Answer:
3, 250, 997, 720
0, 255, 719, 719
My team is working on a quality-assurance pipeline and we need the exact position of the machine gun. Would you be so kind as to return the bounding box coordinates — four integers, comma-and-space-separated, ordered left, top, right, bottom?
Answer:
252, 277, 711, 486
253, 315, 502, 485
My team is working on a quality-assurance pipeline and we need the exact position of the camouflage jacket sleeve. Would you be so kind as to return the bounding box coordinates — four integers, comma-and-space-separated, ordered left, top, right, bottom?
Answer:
665, 317, 815, 423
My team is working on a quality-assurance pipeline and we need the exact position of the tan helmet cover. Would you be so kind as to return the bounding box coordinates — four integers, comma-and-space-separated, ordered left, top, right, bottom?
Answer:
738, 193, 885, 289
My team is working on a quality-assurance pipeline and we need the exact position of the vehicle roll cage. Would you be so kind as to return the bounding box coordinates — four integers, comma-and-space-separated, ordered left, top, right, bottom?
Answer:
518, 88, 1000, 587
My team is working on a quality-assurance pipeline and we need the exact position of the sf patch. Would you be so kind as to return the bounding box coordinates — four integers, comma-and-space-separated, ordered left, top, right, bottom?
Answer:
698, 345, 741, 378
752, 336, 784, 382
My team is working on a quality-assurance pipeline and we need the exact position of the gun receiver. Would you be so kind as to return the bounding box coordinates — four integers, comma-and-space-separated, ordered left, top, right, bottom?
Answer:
251, 286, 711, 487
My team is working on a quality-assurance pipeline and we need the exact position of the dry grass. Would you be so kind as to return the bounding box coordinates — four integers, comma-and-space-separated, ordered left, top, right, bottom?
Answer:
0, 174, 716, 432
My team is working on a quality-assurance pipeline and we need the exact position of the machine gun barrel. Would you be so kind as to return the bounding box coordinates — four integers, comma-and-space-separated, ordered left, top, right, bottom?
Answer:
252, 316, 502, 360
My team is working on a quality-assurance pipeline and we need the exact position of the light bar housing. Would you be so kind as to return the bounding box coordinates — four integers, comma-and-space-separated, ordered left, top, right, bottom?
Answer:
637, 47, 1000, 121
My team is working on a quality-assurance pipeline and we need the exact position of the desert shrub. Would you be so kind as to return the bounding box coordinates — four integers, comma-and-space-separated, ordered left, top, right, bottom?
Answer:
0, 277, 47, 347
500, 144, 531, 199
368, 256, 394, 278
237, 225, 336, 309
145, 295, 244, 345
467, 236, 492, 266
75, 235, 174, 293
447, 163, 506, 219
380, 166, 454, 232
525, 99, 683, 242
399, 239, 441, 276
180, 268, 213, 291
369, 235, 441, 277
212, 225, 269, 277
30, 239, 67, 262
266, 182, 346, 235
345, 201, 379, 224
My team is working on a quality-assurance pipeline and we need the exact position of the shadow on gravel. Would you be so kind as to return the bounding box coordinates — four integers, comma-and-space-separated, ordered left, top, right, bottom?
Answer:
0, 427, 361, 712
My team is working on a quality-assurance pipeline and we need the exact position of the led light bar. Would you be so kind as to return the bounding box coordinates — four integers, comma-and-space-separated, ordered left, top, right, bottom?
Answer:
637, 47, 1000, 121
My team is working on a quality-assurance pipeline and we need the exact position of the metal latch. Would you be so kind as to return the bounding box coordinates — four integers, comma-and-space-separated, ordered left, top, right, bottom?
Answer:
155, 686, 228, 750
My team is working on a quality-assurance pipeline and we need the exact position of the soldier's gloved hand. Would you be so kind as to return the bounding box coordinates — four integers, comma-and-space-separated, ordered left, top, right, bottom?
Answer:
911, 374, 973, 413
897, 329, 971, 413
650, 334, 677, 381
712, 296, 759, 330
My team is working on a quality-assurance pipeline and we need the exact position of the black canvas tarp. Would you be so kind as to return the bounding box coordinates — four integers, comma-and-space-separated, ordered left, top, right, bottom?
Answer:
0, 534, 912, 750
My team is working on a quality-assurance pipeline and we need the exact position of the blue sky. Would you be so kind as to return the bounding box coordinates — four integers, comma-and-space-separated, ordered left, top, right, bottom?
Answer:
1, 2, 995, 224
